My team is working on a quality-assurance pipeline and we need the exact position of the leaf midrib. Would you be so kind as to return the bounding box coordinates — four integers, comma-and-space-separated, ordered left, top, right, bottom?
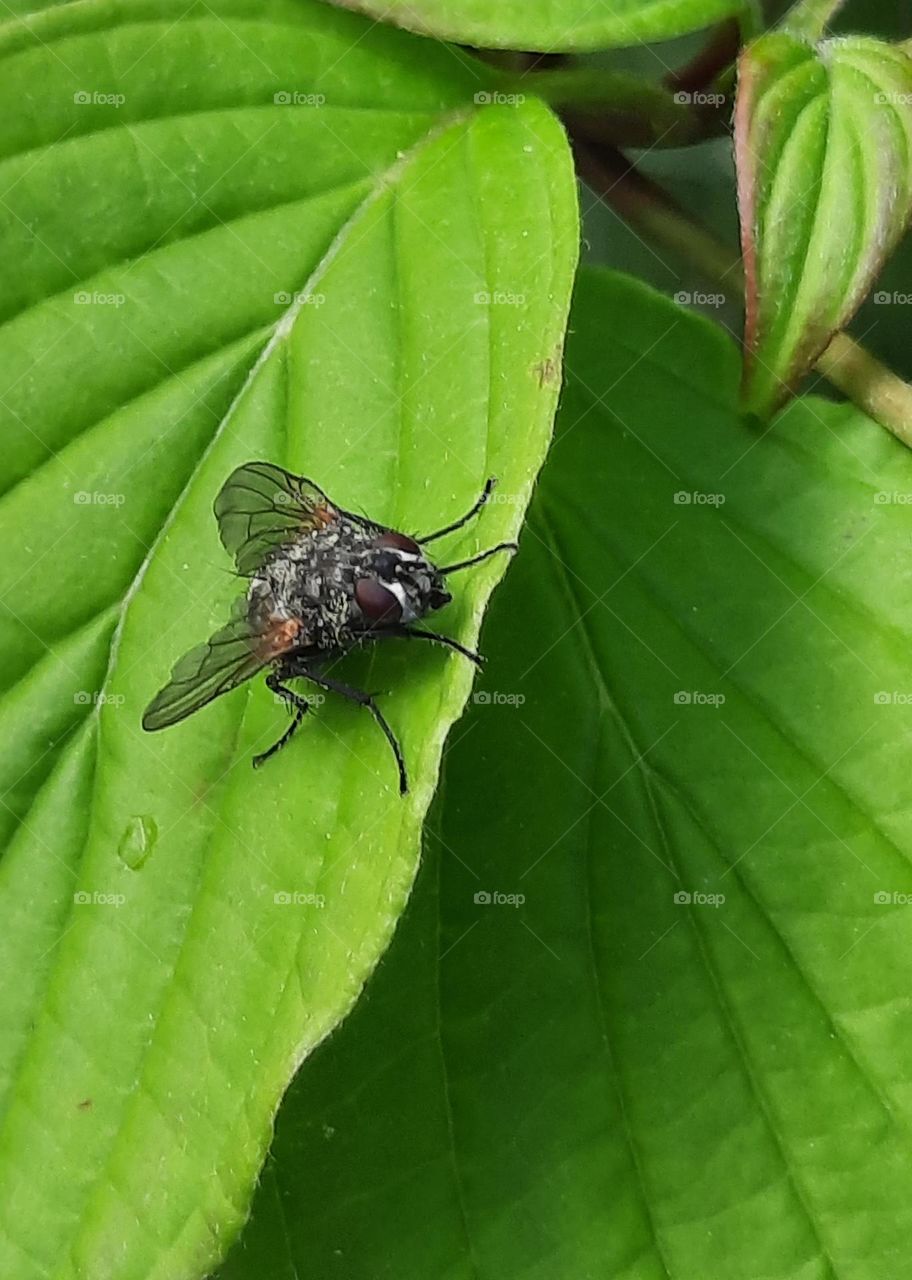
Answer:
0, 171, 379, 340
0, 101, 443, 177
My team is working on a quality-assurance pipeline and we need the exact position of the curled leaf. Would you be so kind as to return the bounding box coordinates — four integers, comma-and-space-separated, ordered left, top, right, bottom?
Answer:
736, 32, 912, 417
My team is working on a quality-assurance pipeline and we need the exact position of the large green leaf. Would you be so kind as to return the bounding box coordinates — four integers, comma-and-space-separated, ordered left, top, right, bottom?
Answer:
327, 0, 746, 54
0, 2, 578, 1277
222, 267, 912, 1279
736, 31, 912, 417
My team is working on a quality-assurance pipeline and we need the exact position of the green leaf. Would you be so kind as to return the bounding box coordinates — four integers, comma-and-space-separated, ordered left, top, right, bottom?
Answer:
736, 31, 912, 417
222, 266, 912, 1279
0, 2, 578, 1277
327, 0, 747, 54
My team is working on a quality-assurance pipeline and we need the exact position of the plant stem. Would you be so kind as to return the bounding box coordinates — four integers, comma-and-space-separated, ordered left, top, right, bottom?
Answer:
573, 143, 742, 287
576, 141, 912, 445
737, 0, 765, 41
781, 0, 847, 40
815, 336, 912, 448
497, 67, 721, 148
663, 18, 741, 94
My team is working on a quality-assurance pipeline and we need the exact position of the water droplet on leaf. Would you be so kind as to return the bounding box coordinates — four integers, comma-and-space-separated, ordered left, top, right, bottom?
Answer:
118, 815, 158, 870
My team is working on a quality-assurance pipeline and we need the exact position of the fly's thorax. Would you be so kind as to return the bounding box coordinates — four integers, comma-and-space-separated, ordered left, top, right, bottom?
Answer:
248, 550, 350, 653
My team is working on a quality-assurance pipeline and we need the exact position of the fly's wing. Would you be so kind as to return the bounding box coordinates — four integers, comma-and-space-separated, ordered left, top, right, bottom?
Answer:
142, 598, 303, 731
214, 461, 341, 576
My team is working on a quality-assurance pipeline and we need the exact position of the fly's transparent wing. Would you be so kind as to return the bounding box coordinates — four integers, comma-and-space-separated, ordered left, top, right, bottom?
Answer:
142, 599, 302, 730
214, 461, 338, 576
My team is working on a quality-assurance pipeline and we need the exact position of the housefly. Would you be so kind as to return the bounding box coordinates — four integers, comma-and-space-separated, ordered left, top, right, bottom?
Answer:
142, 462, 515, 794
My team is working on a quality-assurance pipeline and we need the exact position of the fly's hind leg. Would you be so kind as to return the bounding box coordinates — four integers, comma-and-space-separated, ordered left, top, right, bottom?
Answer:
288, 663, 409, 795
252, 669, 312, 769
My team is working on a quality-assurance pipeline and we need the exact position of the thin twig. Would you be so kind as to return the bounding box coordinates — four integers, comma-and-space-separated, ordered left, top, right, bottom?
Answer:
781, 0, 847, 40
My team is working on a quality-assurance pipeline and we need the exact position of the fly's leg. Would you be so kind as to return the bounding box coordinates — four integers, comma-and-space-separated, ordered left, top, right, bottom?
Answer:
436, 542, 517, 576
252, 670, 311, 769
416, 478, 496, 544
289, 663, 409, 795
392, 627, 483, 667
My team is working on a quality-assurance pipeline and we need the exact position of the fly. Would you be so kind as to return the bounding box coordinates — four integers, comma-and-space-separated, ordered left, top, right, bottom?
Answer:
142, 462, 515, 794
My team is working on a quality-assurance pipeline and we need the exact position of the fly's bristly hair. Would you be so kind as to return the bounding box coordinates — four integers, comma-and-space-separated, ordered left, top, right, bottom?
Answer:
142, 462, 514, 794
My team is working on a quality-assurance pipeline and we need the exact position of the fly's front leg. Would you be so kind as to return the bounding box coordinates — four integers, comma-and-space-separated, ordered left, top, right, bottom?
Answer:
416, 478, 496, 544
252, 669, 312, 769
390, 626, 483, 667
436, 541, 518, 576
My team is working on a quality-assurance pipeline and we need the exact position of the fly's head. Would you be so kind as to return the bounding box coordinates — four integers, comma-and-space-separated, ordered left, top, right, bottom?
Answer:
353, 530, 450, 629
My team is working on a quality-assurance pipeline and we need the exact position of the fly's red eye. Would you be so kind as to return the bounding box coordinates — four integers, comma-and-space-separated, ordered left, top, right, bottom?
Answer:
376, 530, 420, 554
355, 578, 402, 625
